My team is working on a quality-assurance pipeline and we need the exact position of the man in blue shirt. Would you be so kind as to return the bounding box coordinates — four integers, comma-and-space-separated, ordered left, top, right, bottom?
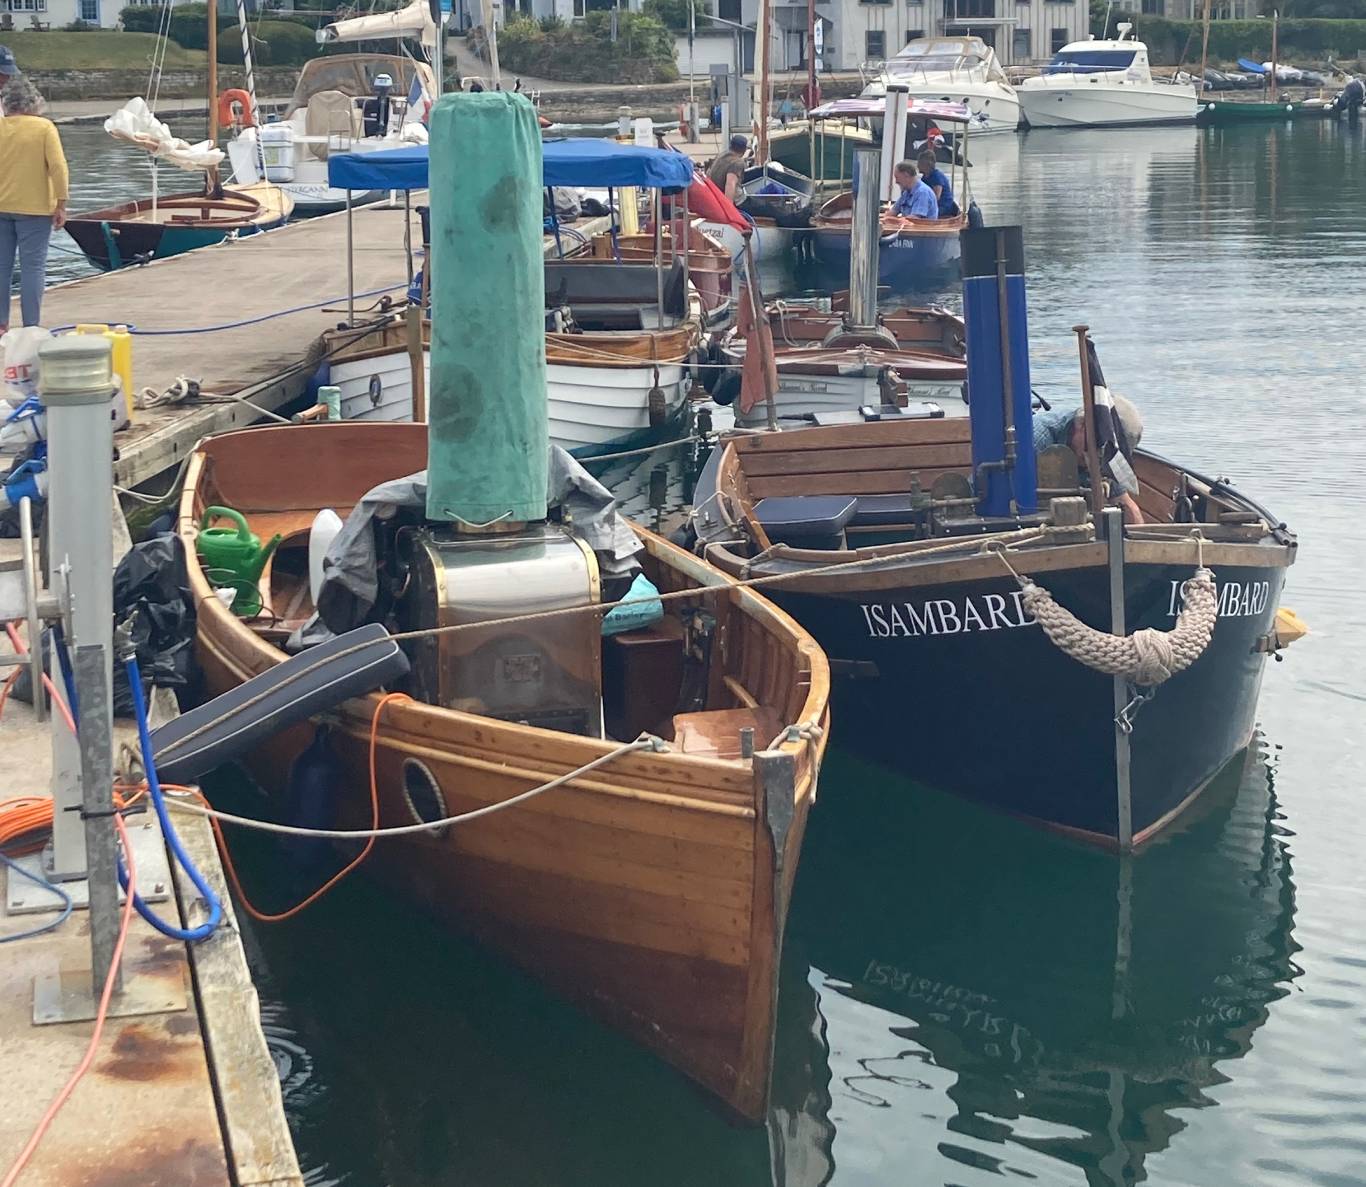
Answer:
890, 160, 938, 220
917, 149, 959, 218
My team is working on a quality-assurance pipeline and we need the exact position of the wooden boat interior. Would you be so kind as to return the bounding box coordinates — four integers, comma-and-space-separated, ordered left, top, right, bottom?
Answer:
544, 256, 690, 332
766, 301, 965, 357
590, 226, 731, 274
715, 419, 1279, 556
189, 423, 822, 758
70, 189, 268, 228
814, 190, 967, 236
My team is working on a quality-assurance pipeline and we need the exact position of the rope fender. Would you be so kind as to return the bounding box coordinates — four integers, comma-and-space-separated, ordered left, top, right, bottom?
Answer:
1019, 567, 1218, 687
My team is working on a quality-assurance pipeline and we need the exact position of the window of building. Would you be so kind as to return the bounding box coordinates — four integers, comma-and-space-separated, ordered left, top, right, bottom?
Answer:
717, 0, 740, 20
866, 29, 887, 58
1141, 0, 1164, 12
1050, 27, 1069, 54
946, 0, 995, 16
1012, 27, 1030, 60
906, 28, 924, 41
861, 0, 892, 6
80, 0, 98, 19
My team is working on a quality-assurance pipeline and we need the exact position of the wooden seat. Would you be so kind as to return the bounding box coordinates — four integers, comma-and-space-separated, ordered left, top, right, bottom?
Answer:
672, 707, 784, 760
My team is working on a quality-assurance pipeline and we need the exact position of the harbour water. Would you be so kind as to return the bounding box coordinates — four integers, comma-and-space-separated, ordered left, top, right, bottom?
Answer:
54, 118, 1366, 1184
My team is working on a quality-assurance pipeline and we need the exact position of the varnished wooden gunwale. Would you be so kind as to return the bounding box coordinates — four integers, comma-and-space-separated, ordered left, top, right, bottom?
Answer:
707, 419, 1295, 595
179, 422, 829, 1122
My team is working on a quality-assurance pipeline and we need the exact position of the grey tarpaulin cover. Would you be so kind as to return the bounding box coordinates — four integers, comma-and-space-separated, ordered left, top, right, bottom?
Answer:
289, 445, 641, 649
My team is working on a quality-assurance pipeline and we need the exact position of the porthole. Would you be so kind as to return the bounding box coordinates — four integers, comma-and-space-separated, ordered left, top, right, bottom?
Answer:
401, 758, 449, 838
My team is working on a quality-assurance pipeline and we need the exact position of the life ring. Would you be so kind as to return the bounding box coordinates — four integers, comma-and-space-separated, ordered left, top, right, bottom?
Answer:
218, 89, 254, 129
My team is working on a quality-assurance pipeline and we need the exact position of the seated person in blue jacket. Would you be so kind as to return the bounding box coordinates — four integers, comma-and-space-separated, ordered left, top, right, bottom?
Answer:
890, 160, 938, 220
917, 149, 959, 218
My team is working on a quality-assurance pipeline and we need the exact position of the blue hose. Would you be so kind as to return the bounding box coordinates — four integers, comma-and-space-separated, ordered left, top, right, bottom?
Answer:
116, 653, 223, 943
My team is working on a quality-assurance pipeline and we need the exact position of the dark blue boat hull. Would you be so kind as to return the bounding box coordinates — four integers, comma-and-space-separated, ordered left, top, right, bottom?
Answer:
767, 557, 1286, 845
810, 227, 961, 292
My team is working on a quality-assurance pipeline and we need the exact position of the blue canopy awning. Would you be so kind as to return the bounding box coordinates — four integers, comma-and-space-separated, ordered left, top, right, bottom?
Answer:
328, 137, 695, 192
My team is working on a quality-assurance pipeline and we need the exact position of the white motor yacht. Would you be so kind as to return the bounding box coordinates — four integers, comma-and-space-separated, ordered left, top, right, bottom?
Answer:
1017, 25, 1197, 128
862, 37, 1020, 136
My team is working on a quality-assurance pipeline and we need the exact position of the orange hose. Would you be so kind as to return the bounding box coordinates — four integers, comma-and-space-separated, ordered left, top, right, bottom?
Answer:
202, 692, 408, 922
0, 681, 139, 1187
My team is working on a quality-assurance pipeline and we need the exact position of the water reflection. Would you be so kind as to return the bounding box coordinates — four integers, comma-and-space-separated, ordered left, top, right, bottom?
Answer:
775, 741, 1297, 1185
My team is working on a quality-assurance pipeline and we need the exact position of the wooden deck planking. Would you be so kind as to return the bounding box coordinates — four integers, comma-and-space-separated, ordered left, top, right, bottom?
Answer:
0, 506, 301, 1187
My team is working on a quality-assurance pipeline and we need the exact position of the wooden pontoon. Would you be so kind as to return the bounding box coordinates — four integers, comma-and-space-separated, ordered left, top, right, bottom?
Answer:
180, 421, 829, 1121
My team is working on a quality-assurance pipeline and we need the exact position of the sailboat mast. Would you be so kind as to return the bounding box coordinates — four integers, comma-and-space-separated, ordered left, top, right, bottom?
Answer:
1199, 0, 1211, 86
805, 0, 818, 109
208, 0, 218, 143
755, 0, 770, 164
1270, 9, 1279, 103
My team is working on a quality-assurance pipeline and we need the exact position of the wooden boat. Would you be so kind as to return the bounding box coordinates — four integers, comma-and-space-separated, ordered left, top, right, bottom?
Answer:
322, 257, 702, 458
589, 225, 734, 331
767, 120, 874, 182
714, 300, 967, 425
738, 161, 815, 228
181, 420, 829, 1121
64, 182, 292, 272
690, 417, 1297, 848
810, 191, 967, 290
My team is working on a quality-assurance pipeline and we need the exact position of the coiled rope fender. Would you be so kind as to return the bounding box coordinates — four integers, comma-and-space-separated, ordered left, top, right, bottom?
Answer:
1017, 568, 1218, 687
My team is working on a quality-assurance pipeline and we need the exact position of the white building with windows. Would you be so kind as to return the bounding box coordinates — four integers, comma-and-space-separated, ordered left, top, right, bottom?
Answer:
0, 0, 173, 31
722, 0, 1088, 71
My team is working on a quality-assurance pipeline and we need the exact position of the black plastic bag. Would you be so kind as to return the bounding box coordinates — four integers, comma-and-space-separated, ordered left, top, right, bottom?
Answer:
13, 534, 198, 717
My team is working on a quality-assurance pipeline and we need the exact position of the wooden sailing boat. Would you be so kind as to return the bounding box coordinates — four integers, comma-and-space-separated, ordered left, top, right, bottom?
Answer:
179, 420, 829, 1121
66, 2, 291, 272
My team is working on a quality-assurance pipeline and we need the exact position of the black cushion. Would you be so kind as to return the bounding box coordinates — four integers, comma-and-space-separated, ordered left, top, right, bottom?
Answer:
754, 496, 857, 539
849, 494, 923, 527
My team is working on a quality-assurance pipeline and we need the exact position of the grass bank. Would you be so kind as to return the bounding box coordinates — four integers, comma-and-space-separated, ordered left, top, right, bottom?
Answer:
2, 31, 207, 70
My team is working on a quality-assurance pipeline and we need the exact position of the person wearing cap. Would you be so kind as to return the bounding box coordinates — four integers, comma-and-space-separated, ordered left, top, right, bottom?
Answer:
0, 76, 67, 331
707, 134, 749, 204
1033, 395, 1146, 524
361, 73, 394, 138
0, 45, 18, 116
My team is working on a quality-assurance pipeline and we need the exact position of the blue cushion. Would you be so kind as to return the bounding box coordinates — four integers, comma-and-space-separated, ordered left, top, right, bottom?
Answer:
754, 496, 857, 538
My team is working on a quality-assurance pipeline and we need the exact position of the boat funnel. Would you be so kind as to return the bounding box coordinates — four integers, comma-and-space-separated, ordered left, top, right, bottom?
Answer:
849, 147, 882, 329
961, 225, 1036, 517
425, 92, 548, 529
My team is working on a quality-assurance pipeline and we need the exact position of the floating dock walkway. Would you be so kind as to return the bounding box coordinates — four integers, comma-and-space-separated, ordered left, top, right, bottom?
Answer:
13, 201, 609, 490
0, 512, 302, 1187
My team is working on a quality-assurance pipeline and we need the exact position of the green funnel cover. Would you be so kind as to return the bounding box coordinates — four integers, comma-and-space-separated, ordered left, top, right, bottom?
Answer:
426, 92, 548, 525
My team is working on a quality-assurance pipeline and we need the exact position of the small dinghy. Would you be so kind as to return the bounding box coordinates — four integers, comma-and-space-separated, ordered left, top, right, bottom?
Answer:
713, 297, 966, 425
64, 183, 292, 272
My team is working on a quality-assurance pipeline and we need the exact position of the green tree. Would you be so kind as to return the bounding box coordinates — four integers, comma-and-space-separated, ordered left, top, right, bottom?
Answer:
643, 0, 709, 33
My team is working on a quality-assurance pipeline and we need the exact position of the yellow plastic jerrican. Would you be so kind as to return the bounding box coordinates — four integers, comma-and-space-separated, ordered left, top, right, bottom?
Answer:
73, 324, 134, 426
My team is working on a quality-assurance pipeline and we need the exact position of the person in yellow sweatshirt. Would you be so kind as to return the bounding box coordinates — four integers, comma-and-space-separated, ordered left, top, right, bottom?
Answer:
0, 77, 68, 331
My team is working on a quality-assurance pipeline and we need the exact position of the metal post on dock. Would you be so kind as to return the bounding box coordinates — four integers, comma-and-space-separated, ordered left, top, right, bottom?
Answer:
345, 189, 355, 327
38, 337, 116, 883
1104, 505, 1134, 852
849, 146, 881, 329
75, 643, 121, 999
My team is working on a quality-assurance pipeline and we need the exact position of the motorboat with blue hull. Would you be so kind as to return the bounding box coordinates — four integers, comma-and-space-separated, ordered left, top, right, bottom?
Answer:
690, 224, 1300, 848
691, 421, 1297, 848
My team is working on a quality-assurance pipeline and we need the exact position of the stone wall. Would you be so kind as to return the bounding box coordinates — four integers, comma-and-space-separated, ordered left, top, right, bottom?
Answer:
30, 67, 301, 102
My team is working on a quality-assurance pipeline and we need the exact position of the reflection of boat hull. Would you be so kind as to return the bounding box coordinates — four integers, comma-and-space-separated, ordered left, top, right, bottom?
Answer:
64, 183, 291, 271
785, 733, 1296, 1181
1020, 83, 1198, 127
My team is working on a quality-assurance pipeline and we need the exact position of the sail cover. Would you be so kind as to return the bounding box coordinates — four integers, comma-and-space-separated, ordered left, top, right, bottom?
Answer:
104, 97, 225, 172
328, 136, 695, 191
316, 0, 437, 48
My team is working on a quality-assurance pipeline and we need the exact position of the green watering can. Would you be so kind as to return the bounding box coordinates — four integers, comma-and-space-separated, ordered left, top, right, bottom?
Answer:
197, 506, 281, 618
